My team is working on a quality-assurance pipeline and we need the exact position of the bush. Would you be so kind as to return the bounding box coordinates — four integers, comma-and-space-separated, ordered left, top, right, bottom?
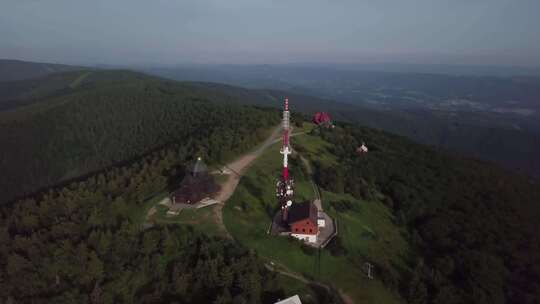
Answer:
300, 243, 317, 256
330, 199, 359, 213
326, 236, 348, 256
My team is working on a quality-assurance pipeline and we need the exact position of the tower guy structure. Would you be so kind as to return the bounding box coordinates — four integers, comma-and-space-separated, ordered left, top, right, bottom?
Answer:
270, 97, 335, 245
276, 97, 294, 221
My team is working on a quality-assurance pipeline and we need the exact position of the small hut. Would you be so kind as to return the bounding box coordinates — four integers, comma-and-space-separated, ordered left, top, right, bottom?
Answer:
312, 112, 333, 128
171, 157, 218, 205
287, 201, 319, 243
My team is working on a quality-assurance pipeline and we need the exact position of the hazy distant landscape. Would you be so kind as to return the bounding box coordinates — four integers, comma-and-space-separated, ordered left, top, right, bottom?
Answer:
0, 59, 539, 304
3, 59, 539, 177
142, 64, 540, 176
2, 0, 540, 303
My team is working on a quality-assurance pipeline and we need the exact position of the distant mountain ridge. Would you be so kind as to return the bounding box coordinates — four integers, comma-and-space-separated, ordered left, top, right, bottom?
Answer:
0, 59, 87, 82
307, 62, 540, 77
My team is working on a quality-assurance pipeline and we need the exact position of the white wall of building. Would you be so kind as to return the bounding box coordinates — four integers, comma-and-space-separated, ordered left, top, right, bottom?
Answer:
291, 233, 317, 243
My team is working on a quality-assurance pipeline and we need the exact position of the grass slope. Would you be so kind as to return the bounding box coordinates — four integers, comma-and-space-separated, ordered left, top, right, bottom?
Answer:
223, 127, 408, 303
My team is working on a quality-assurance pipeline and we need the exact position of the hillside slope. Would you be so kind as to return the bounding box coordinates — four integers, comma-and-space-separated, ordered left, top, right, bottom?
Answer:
144, 66, 540, 177
0, 59, 86, 82
0, 71, 96, 111
0, 70, 280, 204
4, 69, 539, 176
223, 120, 540, 303
258, 90, 540, 177
313, 124, 540, 304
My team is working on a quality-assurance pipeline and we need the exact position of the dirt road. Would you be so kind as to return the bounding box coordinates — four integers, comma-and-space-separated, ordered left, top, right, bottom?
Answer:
214, 125, 282, 202
211, 125, 282, 237
264, 262, 353, 304
145, 125, 289, 236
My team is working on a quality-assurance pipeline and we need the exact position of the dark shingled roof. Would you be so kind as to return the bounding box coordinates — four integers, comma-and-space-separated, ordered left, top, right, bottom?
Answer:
171, 172, 218, 204
287, 201, 318, 225
190, 157, 208, 176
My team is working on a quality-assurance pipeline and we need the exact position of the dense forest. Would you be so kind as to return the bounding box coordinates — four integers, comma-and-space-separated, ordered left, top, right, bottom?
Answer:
0, 71, 288, 302
312, 125, 540, 303
1, 202, 280, 303
0, 70, 280, 204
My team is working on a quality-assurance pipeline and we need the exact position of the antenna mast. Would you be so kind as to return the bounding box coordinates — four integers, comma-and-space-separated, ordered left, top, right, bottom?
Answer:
281, 98, 291, 180
276, 97, 294, 221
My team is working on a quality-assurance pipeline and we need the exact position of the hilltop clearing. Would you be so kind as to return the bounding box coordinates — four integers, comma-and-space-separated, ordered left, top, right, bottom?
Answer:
222, 120, 540, 303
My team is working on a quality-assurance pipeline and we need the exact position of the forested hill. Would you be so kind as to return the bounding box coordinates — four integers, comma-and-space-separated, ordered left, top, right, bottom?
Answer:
4, 69, 538, 177
180, 83, 540, 177
0, 70, 280, 204
311, 124, 540, 303
0, 68, 539, 302
259, 90, 540, 178
0, 59, 86, 82
0, 71, 95, 111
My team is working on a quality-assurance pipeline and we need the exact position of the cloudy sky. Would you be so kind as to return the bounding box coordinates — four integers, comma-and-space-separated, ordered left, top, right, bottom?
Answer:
1, 0, 539, 66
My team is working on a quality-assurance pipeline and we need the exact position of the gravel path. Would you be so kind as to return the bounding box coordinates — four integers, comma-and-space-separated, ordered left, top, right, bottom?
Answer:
215, 125, 282, 202
212, 125, 283, 237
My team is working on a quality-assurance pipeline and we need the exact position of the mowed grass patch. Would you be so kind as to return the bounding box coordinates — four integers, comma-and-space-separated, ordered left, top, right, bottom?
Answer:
213, 173, 229, 186
153, 204, 227, 238
293, 122, 316, 134
224, 133, 405, 304
322, 190, 410, 271
293, 133, 338, 166
273, 274, 339, 304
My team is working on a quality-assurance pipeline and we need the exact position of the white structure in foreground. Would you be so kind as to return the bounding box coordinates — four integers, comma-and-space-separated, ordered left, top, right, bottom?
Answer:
317, 213, 326, 228
275, 295, 302, 304
290, 232, 318, 243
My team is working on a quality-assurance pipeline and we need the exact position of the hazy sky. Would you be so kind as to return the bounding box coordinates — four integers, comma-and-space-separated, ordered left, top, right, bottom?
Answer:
1, 0, 539, 66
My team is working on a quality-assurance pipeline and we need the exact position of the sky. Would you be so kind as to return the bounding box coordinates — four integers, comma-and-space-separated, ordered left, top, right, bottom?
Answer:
1, 0, 540, 66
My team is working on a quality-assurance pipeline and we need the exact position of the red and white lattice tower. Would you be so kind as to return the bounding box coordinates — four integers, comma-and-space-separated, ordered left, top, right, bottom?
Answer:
276, 98, 294, 221
281, 98, 291, 180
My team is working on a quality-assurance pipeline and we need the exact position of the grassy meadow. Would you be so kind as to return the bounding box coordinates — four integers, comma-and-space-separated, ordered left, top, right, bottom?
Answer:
223, 129, 409, 303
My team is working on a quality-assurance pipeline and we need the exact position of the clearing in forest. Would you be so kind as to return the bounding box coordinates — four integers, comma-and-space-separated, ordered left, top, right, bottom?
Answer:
223, 127, 410, 304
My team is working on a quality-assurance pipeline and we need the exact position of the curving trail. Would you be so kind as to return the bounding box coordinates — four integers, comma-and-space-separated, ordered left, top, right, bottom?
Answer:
215, 125, 283, 202
211, 125, 283, 237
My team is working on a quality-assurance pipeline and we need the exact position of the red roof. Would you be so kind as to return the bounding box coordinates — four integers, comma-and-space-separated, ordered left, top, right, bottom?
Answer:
287, 201, 318, 226
288, 201, 319, 235
313, 112, 331, 125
